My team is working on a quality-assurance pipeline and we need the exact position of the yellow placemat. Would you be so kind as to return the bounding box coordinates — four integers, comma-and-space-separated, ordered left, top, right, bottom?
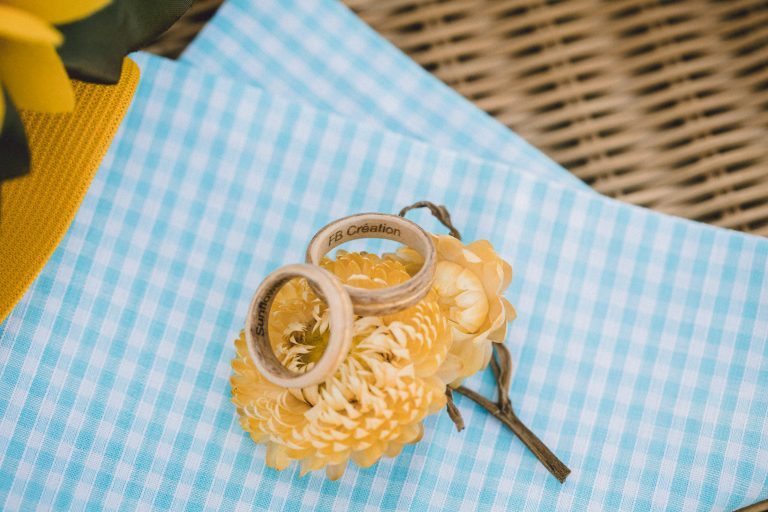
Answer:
0, 58, 140, 322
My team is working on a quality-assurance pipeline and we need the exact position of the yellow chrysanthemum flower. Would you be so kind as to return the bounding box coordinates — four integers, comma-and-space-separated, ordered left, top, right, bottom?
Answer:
231, 251, 452, 480
388, 234, 516, 386
0, 0, 109, 125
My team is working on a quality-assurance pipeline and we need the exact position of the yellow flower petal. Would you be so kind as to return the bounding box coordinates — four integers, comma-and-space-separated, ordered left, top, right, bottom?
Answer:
325, 462, 347, 481
388, 234, 516, 385
2, 0, 110, 25
432, 260, 489, 333
0, 40, 74, 112
0, 5, 62, 44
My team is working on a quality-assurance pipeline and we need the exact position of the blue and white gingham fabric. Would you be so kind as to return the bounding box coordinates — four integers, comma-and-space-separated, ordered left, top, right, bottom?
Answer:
181, 0, 589, 192
1, 54, 767, 511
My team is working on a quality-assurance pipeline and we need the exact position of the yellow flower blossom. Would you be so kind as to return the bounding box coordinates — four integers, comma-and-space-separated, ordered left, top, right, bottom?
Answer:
388, 234, 516, 386
231, 251, 452, 480
0, 0, 109, 124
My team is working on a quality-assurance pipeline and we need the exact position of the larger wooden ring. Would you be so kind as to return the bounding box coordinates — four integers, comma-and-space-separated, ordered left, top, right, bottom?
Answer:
306, 213, 436, 316
245, 264, 353, 388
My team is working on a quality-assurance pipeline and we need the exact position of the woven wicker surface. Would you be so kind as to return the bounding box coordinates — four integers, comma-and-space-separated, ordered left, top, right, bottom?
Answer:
145, 0, 768, 236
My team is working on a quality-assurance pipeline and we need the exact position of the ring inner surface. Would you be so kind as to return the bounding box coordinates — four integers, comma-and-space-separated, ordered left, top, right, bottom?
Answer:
250, 273, 336, 380
312, 215, 429, 269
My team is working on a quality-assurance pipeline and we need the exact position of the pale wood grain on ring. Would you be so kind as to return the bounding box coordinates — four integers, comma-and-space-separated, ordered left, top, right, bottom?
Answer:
245, 264, 353, 388
306, 213, 436, 316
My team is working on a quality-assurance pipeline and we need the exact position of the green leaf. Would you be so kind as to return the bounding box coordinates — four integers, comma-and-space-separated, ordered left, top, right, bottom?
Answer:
57, 0, 193, 84
0, 89, 31, 182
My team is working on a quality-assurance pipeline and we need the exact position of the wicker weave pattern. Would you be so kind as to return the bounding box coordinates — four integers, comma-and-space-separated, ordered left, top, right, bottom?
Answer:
145, 0, 768, 235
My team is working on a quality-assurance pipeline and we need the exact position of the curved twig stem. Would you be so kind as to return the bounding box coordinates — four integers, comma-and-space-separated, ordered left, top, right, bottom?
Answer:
398, 201, 462, 240
444, 388, 465, 432
456, 346, 570, 483
398, 201, 571, 483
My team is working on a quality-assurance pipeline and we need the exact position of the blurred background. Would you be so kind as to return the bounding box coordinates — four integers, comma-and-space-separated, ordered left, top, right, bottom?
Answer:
146, 0, 768, 236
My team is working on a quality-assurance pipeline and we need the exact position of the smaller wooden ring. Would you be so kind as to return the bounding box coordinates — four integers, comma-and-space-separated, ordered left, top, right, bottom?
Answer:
245, 264, 353, 388
306, 213, 436, 316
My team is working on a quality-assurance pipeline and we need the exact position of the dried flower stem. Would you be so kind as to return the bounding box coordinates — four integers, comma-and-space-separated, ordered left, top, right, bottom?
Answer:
398, 201, 462, 240
455, 343, 571, 483
400, 200, 571, 483
444, 388, 465, 432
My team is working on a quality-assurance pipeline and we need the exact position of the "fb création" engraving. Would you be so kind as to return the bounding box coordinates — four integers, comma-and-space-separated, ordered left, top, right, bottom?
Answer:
328, 223, 402, 247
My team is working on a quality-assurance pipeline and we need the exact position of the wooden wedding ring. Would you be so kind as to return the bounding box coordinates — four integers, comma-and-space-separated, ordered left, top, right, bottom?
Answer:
306, 213, 436, 316
245, 264, 353, 388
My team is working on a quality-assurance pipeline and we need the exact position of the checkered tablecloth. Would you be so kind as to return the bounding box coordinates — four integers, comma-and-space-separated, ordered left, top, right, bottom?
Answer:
181, 0, 588, 192
1, 53, 765, 511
